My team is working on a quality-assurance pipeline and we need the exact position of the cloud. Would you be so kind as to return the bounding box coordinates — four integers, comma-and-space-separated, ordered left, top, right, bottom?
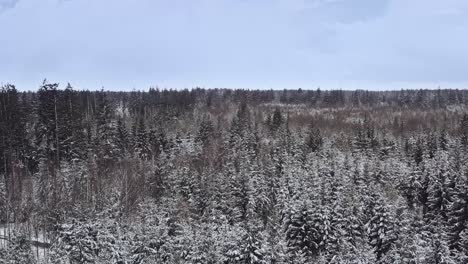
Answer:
0, 0, 468, 90
311, 0, 390, 24
0, 0, 18, 12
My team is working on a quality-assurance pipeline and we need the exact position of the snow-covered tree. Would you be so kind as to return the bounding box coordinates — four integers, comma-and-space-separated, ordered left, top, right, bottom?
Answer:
366, 197, 397, 261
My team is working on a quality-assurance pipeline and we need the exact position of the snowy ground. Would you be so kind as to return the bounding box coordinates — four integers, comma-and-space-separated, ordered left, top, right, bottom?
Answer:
0, 223, 50, 262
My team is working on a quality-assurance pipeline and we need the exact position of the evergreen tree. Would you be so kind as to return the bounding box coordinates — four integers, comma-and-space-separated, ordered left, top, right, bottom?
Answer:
460, 113, 468, 149
439, 129, 449, 151
354, 123, 369, 152
366, 197, 397, 261
398, 166, 422, 210
196, 118, 215, 146
0, 84, 28, 176
36, 81, 61, 164
415, 164, 431, 215
94, 91, 117, 173
148, 127, 169, 159
427, 233, 456, 264
115, 117, 130, 158
58, 84, 86, 162
2, 86, 468, 263
133, 117, 151, 160
457, 229, 468, 262
413, 137, 425, 165
54, 221, 101, 263
270, 108, 283, 132
427, 160, 454, 221
0, 174, 7, 223
447, 174, 468, 251
305, 124, 323, 152
0, 234, 36, 264
239, 230, 266, 264
284, 202, 322, 260
427, 132, 438, 159
35, 81, 62, 212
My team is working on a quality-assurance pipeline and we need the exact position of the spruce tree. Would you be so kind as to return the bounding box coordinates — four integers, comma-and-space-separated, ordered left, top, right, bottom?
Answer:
366, 197, 397, 261
36, 81, 61, 165
460, 113, 468, 149
196, 118, 215, 146
305, 124, 323, 153
115, 117, 130, 158
427, 160, 454, 221
239, 230, 266, 264
133, 117, 151, 160
447, 175, 468, 251
0, 174, 7, 223
94, 91, 117, 174
58, 84, 86, 162
270, 108, 283, 132
398, 166, 422, 210
0, 84, 28, 176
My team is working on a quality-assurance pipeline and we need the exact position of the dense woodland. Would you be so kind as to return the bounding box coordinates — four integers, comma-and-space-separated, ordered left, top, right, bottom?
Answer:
2, 82, 468, 263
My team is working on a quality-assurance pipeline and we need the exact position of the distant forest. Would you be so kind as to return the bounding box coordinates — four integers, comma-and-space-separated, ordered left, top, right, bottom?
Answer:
1, 82, 468, 263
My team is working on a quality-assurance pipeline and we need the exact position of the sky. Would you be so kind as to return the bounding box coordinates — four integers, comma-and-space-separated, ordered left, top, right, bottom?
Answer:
1, 0, 468, 91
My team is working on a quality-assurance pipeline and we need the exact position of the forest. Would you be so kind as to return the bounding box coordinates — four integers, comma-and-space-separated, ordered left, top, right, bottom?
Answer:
1, 82, 468, 263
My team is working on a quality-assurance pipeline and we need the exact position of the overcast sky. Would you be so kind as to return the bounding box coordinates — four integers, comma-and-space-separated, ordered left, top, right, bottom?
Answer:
1, 0, 468, 90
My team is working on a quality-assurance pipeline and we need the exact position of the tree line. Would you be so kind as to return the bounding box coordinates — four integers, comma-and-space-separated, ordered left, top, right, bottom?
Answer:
1, 82, 468, 263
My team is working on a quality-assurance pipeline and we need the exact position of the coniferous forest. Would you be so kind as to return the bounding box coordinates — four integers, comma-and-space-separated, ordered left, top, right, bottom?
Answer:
2, 82, 468, 263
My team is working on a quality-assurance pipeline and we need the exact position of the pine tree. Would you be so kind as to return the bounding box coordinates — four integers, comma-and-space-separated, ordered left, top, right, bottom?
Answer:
94, 91, 117, 173
354, 123, 369, 152
364, 117, 379, 150
319, 206, 341, 261
240, 230, 266, 264
35, 81, 62, 211
366, 197, 397, 261
0, 84, 28, 177
460, 113, 468, 149
149, 127, 169, 159
115, 117, 130, 158
229, 102, 251, 147
148, 163, 165, 200
284, 202, 322, 260
196, 118, 215, 146
379, 135, 396, 159
427, 132, 438, 159
270, 108, 283, 132
55, 221, 100, 263
263, 210, 288, 264
36, 81, 61, 165
427, 160, 454, 221
221, 225, 248, 263
228, 167, 249, 223
133, 117, 151, 160
417, 167, 431, 215
0, 234, 36, 264
415, 141, 425, 167
305, 124, 323, 153
35, 157, 48, 203
457, 229, 468, 262
447, 175, 468, 251
58, 84, 86, 162
384, 202, 423, 264
317, 168, 344, 260
398, 166, 422, 210
0, 174, 7, 223
439, 129, 449, 152
427, 233, 456, 264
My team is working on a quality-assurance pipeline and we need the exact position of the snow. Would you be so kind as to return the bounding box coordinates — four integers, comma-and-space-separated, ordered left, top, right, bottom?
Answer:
0, 223, 50, 262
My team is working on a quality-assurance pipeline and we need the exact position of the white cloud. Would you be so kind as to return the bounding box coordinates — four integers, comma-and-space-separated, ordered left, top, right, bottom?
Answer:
0, 0, 18, 12
0, 0, 468, 90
